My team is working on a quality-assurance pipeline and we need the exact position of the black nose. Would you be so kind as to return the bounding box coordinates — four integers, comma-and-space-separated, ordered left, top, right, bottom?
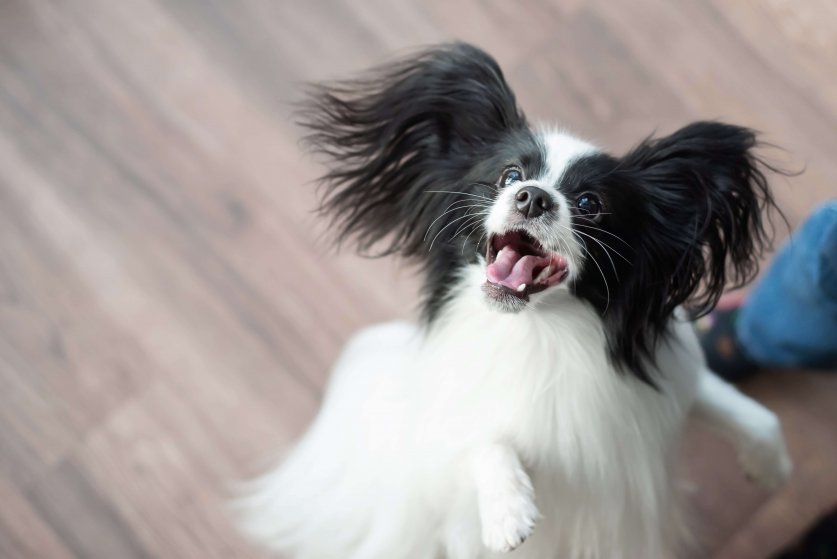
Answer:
515, 186, 553, 219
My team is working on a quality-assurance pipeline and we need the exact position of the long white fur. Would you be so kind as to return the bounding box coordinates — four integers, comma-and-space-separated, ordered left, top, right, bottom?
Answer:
238, 131, 792, 559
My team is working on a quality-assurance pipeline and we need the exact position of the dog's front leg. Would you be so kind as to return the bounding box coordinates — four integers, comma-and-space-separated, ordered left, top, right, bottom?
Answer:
472, 443, 540, 553
693, 368, 793, 490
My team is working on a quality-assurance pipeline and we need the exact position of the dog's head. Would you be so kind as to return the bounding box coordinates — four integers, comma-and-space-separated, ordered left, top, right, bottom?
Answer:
302, 42, 781, 382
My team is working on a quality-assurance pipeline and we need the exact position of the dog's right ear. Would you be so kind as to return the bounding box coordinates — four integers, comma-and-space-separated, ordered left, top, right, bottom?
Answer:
299, 42, 527, 257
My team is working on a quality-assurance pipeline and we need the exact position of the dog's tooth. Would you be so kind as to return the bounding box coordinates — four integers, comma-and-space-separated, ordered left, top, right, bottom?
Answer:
517, 284, 526, 292
535, 266, 551, 283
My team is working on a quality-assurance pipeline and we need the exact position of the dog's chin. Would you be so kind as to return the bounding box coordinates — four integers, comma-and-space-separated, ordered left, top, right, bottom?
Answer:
481, 282, 529, 313
482, 229, 570, 312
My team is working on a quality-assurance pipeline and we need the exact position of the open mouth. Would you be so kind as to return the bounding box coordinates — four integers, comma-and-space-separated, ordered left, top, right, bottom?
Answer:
484, 230, 569, 302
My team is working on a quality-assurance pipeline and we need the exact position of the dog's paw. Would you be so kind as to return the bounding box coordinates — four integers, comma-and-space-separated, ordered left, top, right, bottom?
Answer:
738, 415, 793, 491
479, 481, 540, 553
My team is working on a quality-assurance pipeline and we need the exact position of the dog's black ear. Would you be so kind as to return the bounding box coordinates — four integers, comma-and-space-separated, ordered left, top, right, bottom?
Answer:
299, 42, 526, 257
627, 122, 781, 313
605, 122, 784, 383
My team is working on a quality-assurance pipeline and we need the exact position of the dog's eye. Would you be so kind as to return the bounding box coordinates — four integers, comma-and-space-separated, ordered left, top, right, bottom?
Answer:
575, 193, 602, 217
500, 166, 524, 187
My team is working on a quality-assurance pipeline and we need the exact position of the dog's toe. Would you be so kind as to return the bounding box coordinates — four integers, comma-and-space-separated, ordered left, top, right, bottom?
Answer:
480, 490, 539, 553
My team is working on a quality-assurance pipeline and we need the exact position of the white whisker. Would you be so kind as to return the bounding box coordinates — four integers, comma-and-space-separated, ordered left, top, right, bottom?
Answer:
572, 228, 620, 281
452, 212, 488, 238
468, 230, 488, 256
423, 202, 489, 242
424, 190, 493, 202
571, 222, 633, 250
576, 240, 610, 315
429, 212, 489, 252
559, 223, 631, 269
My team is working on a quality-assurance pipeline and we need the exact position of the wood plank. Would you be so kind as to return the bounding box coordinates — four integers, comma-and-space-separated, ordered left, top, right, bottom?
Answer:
27, 461, 153, 559
0, 478, 75, 559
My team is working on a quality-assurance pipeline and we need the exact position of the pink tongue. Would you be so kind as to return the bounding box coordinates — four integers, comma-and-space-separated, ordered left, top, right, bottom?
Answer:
486, 248, 547, 290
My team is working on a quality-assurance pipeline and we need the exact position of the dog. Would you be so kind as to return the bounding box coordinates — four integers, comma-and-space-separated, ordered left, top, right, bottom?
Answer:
239, 42, 792, 559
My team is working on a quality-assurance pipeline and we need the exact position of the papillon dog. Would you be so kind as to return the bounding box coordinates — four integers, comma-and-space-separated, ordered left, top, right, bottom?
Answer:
239, 43, 792, 559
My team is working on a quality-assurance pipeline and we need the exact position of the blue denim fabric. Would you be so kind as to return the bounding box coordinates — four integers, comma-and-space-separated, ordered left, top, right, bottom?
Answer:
736, 201, 837, 368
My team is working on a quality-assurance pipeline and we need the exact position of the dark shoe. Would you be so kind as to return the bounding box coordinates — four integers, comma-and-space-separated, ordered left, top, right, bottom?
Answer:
694, 307, 759, 382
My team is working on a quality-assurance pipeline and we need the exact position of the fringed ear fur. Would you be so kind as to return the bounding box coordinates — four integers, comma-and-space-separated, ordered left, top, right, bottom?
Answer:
299, 42, 527, 258
604, 121, 787, 383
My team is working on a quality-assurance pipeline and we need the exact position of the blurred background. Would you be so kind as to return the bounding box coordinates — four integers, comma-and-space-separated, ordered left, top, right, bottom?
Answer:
1, 1, 836, 558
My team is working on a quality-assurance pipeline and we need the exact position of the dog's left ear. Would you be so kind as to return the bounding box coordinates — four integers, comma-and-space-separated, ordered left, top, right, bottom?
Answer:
623, 121, 782, 317
602, 121, 785, 383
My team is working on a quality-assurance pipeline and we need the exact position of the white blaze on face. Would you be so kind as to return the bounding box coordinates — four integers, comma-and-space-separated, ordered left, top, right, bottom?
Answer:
539, 129, 599, 186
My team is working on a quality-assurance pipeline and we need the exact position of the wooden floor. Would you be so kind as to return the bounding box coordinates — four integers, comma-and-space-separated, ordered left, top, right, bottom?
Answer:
1, 1, 835, 558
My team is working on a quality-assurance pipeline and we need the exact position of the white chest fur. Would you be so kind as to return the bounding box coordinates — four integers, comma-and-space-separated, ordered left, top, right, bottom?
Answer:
409, 266, 700, 557
415, 265, 697, 460
240, 265, 718, 559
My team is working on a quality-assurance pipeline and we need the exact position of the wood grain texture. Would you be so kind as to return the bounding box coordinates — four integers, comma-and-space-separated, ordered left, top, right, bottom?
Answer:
0, 1, 835, 558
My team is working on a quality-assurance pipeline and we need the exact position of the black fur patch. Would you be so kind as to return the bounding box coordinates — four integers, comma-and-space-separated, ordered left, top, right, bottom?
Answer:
563, 122, 783, 384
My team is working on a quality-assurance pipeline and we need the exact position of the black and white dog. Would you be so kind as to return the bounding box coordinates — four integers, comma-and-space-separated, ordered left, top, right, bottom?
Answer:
240, 43, 792, 559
